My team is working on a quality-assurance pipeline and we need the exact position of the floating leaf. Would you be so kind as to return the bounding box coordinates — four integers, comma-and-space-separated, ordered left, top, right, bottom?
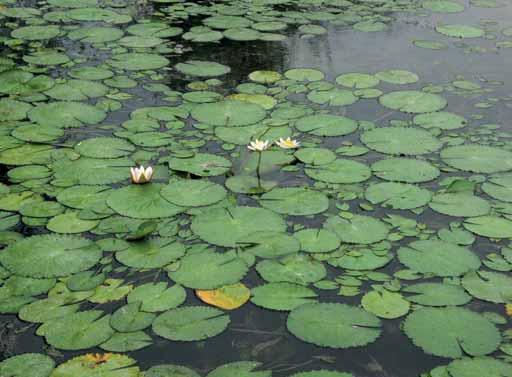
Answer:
196, 283, 250, 310
153, 306, 229, 341
287, 303, 381, 349
403, 307, 501, 358
251, 282, 317, 311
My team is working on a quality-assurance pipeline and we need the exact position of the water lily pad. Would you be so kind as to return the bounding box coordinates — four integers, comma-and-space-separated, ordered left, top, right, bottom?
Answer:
403, 282, 472, 306
403, 307, 500, 358
429, 193, 490, 217
160, 180, 227, 207
116, 238, 185, 268
28, 102, 106, 128
441, 145, 512, 173
206, 362, 270, 377
482, 175, 512, 202
447, 357, 512, 377
463, 216, 512, 238
361, 289, 410, 319
371, 158, 440, 183
287, 303, 381, 348
413, 112, 467, 130
191, 100, 266, 126
361, 127, 442, 155
251, 282, 317, 311
256, 254, 326, 285
43, 310, 114, 350
169, 250, 248, 289
284, 68, 324, 82
0, 234, 101, 278
423, 0, 465, 12
191, 206, 286, 247
153, 306, 229, 341
146, 365, 200, 377
462, 270, 512, 303
324, 215, 389, 244
12, 25, 60, 40
109, 53, 169, 71
49, 353, 140, 377
294, 229, 340, 253
305, 159, 371, 183
110, 302, 156, 332
294, 148, 336, 165
336, 73, 379, 89
375, 70, 419, 84
260, 187, 329, 216
75, 137, 135, 159
128, 282, 186, 312
0, 353, 55, 377
307, 89, 358, 107
365, 182, 431, 210
295, 114, 358, 136
436, 24, 485, 38
379, 91, 447, 113
397, 239, 481, 277
107, 184, 185, 219
175, 60, 230, 77
67, 26, 124, 43
47, 212, 99, 233
196, 283, 250, 310
100, 331, 152, 352
0, 99, 32, 121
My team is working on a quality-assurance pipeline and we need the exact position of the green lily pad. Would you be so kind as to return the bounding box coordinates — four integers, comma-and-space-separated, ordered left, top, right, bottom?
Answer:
361, 127, 442, 155
294, 229, 341, 253
295, 115, 358, 136
336, 73, 379, 89
191, 100, 266, 126
423, 0, 465, 12
109, 53, 169, 71
0, 234, 102, 278
463, 216, 512, 238
116, 238, 185, 269
403, 307, 500, 358
146, 365, 200, 377
250, 282, 317, 311
441, 145, 512, 173
413, 111, 467, 130
403, 282, 472, 306
110, 302, 156, 332
206, 362, 270, 377
175, 60, 230, 77
46, 212, 99, 233
379, 91, 447, 113
256, 254, 326, 285
0, 99, 32, 121
307, 89, 358, 107
365, 182, 431, 210
429, 193, 490, 217
436, 24, 485, 38
49, 353, 140, 377
191, 206, 286, 247
462, 270, 512, 303
324, 215, 389, 244
11, 25, 60, 40
127, 282, 186, 312
153, 306, 229, 341
160, 180, 227, 207
447, 357, 512, 377
375, 70, 419, 84
305, 159, 371, 183
0, 353, 55, 377
361, 289, 410, 319
168, 250, 248, 289
284, 68, 325, 82
260, 187, 329, 216
482, 175, 512, 202
107, 184, 185, 219
287, 303, 381, 349
43, 310, 114, 350
397, 239, 481, 277
28, 102, 106, 128
371, 158, 440, 183
100, 331, 152, 352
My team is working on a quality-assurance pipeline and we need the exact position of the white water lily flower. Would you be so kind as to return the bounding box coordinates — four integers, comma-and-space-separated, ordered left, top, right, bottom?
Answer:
248, 139, 271, 152
276, 137, 300, 149
130, 165, 153, 184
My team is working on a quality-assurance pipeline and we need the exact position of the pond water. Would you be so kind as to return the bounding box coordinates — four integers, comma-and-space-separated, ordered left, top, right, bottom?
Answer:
0, 0, 512, 376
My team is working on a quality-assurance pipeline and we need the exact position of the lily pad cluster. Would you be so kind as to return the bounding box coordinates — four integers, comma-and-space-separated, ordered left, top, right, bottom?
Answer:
0, 0, 511, 376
